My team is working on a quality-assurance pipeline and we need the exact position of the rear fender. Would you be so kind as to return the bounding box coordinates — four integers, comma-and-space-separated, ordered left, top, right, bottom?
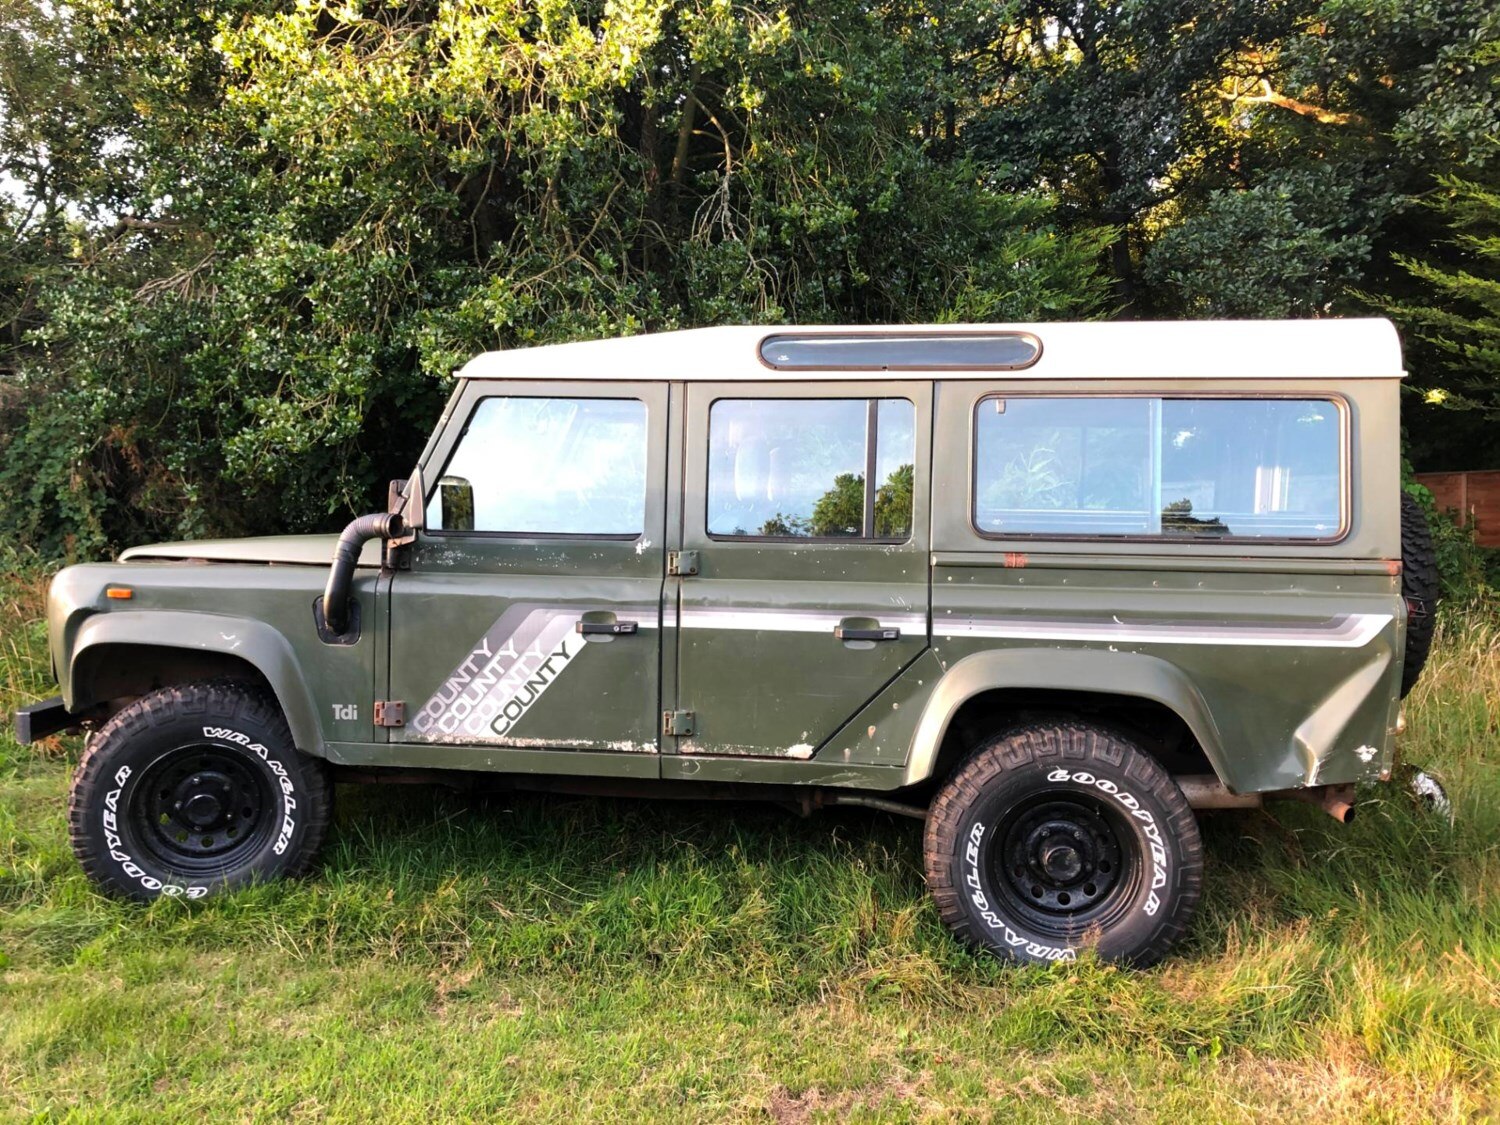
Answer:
903, 648, 1229, 788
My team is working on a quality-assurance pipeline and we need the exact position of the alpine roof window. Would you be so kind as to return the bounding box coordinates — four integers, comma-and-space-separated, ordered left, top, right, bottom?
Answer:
760, 332, 1040, 371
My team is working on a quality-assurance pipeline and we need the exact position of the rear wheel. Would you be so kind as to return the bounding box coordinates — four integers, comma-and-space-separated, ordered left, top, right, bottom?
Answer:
68, 681, 332, 901
924, 721, 1202, 966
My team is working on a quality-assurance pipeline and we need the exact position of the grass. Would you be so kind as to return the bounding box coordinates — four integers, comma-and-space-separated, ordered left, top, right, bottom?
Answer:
1, 566, 1497, 1122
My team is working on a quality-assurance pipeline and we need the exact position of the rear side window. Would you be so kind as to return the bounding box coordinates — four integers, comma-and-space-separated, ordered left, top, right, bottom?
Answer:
708, 398, 915, 539
428, 396, 647, 536
973, 396, 1343, 540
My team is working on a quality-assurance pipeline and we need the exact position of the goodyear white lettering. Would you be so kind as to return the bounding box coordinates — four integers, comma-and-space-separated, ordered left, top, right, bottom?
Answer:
963, 821, 1077, 962
1047, 768, 1169, 916
97, 726, 300, 898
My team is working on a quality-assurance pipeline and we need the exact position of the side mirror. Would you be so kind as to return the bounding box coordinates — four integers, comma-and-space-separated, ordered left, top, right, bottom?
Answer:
437, 476, 474, 532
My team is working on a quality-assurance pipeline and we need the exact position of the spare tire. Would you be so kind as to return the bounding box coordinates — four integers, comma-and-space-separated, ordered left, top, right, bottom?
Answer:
1400, 492, 1440, 697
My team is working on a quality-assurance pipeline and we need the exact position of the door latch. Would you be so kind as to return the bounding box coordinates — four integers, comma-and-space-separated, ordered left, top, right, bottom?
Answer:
663, 710, 695, 737
667, 550, 700, 576
373, 700, 406, 727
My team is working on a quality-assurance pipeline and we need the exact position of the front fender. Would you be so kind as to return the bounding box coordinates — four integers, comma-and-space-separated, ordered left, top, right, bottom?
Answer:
902, 648, 1230, 789
68, 611, 325, 757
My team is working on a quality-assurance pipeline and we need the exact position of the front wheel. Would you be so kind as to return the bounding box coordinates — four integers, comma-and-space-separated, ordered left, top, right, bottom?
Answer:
924, 722, 1203, 966
68, 681, 332, 901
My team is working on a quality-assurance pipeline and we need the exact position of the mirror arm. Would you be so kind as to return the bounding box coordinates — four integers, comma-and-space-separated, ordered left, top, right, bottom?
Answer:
384, 467, 424, 560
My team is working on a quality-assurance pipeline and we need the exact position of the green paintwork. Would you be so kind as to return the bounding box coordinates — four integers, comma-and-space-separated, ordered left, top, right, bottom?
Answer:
919, 565, 1398, 792
48, 561, 380, 756
35, 365, 1409, 800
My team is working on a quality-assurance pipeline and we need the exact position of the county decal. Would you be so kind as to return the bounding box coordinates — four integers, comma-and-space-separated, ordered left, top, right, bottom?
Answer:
409, 603, 651, 741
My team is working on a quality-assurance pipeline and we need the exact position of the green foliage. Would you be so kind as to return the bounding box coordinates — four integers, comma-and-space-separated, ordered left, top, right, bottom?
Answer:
3, 0, 1500, 559
874, 463, 914, 538
0, 0, 1109, 558
957, 0, 1286, 311
1386, 178, 1500, 423
809, 473, 865, 538
982, 441, 1069, 511
1143, 167, 1375, 317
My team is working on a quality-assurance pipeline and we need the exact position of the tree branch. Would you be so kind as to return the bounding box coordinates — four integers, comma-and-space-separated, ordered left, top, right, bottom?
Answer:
1219, 79, 1366, 128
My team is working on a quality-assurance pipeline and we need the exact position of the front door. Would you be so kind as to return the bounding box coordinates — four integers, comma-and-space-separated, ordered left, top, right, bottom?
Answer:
673, 382, 931, 758
387, 381, 668, 758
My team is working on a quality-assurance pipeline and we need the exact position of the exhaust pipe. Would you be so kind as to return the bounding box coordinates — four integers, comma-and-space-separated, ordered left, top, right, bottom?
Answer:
1320, 785, 1357, 824
1175, 775, 1262, 810
322, 512, 405, 634
1180, 776, 1357, 824
1279, 783, 1357, 824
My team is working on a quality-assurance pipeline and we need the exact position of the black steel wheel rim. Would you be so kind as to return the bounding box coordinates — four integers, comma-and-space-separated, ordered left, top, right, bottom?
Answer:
129, 744, 276, 874
987, 790, 1140, 937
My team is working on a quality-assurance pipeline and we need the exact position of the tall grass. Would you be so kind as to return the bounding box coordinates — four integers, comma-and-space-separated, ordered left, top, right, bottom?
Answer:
1, 566, 1497, 1121
0, 559, 50, 720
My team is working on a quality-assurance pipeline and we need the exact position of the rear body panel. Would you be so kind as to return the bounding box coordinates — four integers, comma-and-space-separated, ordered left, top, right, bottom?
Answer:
917, 558, 1400, 791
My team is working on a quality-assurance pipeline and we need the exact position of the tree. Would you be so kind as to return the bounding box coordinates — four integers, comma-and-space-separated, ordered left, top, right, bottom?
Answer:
1384, 177, 1500, 446
0, 0, 1110, 558
810, 473, 866, 538
958, 0, 1286, 313
1142, 166, 1373, 317
875, 463, 915, 538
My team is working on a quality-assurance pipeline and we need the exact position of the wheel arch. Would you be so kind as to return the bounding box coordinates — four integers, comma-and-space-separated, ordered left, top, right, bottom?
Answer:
903, 648, 1231, 789
67, 611, 326, 757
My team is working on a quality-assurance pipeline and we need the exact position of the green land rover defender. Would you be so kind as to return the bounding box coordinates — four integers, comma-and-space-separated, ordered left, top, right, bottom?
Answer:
15, 319, 1439, 966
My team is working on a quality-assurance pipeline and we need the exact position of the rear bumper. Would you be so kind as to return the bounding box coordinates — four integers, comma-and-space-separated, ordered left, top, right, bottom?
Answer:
14, 696, 79, 745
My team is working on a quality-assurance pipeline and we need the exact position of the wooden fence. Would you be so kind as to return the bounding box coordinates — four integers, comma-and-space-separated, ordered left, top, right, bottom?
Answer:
1415, 470, 1500, 548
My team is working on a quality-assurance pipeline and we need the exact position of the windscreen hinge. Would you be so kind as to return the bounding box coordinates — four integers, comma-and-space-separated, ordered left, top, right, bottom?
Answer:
373, 700, 407, 728
663, 710, 696, 737
667, 550, 699, 577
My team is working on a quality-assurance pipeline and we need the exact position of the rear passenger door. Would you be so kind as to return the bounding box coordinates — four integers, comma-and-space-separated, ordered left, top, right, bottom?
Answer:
672, 383, 931, 759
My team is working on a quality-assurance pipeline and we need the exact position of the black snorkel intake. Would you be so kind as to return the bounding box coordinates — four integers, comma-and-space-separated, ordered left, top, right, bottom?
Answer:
320, 511, 405, 638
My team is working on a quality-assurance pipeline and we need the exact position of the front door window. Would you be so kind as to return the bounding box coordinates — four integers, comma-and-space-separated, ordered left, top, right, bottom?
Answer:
428, 396, 649, 536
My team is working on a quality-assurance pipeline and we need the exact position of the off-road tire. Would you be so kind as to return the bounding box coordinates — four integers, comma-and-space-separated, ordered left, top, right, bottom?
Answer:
1400, 492, 1440, 697
68, 681, 331, 901
924, 722, 1202, 967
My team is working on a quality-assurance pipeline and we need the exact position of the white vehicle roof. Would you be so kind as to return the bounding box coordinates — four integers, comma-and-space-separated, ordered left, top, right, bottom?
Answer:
455, 318, 1404, 383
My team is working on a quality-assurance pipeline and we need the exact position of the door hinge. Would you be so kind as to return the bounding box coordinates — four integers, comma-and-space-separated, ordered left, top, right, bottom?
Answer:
667, 550, 700, 576
373, 700, 406, 727
663, 710, 695, 737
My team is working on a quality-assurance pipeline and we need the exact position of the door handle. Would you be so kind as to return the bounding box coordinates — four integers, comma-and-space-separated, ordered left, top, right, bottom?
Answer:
577, 619, 639, 636
834, 624, 901, 642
